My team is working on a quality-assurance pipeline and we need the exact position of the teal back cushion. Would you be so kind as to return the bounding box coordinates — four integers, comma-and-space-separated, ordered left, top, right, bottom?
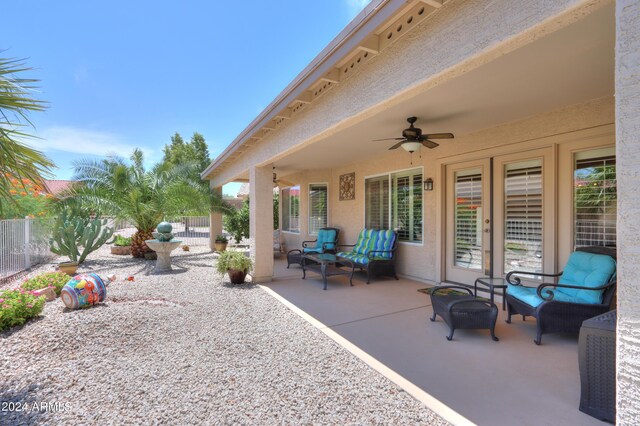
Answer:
354, 229, 376, 255
557, 251, 616, 304
317, 229, 337, 250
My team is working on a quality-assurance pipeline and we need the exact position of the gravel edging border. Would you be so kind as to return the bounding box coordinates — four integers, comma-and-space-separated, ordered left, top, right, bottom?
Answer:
259, 284, 473, 426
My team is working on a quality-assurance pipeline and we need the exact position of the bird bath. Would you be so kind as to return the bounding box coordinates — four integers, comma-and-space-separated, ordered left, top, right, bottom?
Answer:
145, 239, 182, 272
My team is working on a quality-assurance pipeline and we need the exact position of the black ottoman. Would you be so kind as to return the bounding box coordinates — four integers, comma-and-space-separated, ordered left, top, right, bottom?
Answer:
429, 285, 499, 341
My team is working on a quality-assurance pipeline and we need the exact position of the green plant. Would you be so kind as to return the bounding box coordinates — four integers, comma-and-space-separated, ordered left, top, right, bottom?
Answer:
224, 199, 250, 244
215, 234, 228, 243
0, 288, 46, 331
49, 210, 115, 263
216, 250, 253, 275
0, 57, 54, 211
113, 235, 132, 247
63, 149, 232, 258
21, 271, 69, 296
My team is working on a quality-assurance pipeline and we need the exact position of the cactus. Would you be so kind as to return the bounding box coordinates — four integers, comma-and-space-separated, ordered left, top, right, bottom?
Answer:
49, 211, 116, 264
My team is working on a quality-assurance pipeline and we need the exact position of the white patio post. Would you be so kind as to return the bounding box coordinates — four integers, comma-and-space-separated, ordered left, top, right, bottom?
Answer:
616, 1, 640, 424
209, 186, 223, 251
249, 165, 274, 283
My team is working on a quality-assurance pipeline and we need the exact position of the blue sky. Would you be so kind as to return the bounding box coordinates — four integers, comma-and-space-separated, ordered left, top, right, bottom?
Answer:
1, 0, 370, 195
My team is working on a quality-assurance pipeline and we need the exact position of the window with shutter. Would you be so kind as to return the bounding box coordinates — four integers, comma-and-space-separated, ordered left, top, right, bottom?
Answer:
574, 148, 616, 248
503, 160, 543, 274
364, 168, 422, 243
454, 170, 483, 269
365, 176, 389, 229
282, 186, 300, 233
309, 184, 328, 235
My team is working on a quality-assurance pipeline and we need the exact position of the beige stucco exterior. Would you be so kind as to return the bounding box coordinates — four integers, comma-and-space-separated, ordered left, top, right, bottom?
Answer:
204, 0, 639, 422
280, 96, 615, 283
615, 0, 640, 423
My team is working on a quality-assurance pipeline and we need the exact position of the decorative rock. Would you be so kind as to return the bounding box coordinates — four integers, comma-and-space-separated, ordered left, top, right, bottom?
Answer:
33, 287, 56, 302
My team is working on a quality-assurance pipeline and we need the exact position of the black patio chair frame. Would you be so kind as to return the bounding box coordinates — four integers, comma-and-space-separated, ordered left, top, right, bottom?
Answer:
505, 246, 617, 345
286, 227, 340, 268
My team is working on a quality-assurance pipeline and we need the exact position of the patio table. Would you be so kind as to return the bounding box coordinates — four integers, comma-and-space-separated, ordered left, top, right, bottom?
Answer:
302, 253, 354, 290
474, 277, 508, 311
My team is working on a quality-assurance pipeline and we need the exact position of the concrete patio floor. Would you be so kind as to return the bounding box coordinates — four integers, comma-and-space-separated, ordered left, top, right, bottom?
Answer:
266, 257, 601, 426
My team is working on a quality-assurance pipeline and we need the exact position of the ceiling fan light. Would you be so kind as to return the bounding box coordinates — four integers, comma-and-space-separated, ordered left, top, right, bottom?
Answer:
402, 141, 422, 153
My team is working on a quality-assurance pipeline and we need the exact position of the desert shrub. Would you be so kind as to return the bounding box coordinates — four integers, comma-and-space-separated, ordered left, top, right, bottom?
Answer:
114, 235, 132, 246
0, 289, 46, 331
21, 271, 69, 296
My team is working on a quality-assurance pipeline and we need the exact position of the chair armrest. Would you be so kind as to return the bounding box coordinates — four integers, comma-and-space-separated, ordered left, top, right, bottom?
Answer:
336, 244, 356, 251
537, 280, 616, 301
506, 270, 562, 286
367, 248, 397, 259
301, 239, 317, 248
320, 241, 336, 250
431, 285, 473, 297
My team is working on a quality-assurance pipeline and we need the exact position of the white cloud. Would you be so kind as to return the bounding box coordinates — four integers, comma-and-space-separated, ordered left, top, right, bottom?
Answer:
29, 126, 154, 159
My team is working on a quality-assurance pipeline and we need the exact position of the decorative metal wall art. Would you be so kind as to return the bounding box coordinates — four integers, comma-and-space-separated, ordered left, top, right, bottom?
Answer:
339, 172, 355, 200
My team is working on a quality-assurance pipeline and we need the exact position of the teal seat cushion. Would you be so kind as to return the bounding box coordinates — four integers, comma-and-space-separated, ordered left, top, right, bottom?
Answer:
303, 247, 321, 254
557, 251, 616, 304
340, 229, 396, 265
316, 229, 337, 251
337, 251, 369, 265
507, 284, 577, 308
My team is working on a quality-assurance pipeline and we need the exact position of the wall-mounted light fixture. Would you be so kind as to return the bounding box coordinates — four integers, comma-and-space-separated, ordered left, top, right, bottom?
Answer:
424, 178, 434, 191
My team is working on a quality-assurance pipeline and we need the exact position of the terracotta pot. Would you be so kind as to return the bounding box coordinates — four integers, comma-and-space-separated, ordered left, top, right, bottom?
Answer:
215, 242, 228, 252
227, 269, 247, 284
111, 245, 132, 255
59, 261, 79, 276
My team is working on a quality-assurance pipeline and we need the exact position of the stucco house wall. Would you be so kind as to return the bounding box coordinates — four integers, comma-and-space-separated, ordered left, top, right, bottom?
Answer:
282, 96, 614, 282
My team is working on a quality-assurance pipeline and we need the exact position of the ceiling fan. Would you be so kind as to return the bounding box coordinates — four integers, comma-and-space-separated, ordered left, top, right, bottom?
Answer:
374, 116, 454, 153
273, 167, 295, 188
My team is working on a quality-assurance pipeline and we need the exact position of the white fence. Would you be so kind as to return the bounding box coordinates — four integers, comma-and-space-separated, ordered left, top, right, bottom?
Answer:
0, 216, 212, 283
108, 216, 212, 247
0, 218, 56, 283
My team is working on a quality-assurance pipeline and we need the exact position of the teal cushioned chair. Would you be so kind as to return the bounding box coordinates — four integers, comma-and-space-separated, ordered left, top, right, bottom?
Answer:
286, 227, 340, 268
337, 228, 398, 284
505, 246, 617, 345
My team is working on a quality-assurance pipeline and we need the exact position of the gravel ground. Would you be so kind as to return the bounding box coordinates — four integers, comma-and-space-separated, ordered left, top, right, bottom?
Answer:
1, 246, 448, 425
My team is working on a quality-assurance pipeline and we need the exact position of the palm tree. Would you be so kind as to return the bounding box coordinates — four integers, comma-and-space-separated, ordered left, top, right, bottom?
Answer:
66, 149, 231, 257
0, 57, 54, 207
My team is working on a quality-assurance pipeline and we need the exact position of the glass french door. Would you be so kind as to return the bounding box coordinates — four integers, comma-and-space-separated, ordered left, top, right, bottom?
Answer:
445, 159, 491, 284
445, 149, 554, 284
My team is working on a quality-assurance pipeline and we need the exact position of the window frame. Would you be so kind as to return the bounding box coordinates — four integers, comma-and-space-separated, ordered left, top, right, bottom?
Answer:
308, 182, 329, 235
363, 166, 424, 245
281, 185, 301, 234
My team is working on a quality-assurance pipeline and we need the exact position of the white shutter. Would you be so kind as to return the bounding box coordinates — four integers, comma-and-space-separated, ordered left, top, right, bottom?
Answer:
309, 184, 328, 234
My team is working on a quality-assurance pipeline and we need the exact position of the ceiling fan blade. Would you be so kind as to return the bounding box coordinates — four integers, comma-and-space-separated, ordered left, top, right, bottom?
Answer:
373, 137, 405, 141
421, 139, 439, 149
423, 132, 454, 139
388, 141, 407, 150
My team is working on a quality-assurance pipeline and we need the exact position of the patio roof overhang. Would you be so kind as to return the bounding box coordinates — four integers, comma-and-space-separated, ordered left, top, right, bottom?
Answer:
201, 0, 449, 181
205, 1, 614, 185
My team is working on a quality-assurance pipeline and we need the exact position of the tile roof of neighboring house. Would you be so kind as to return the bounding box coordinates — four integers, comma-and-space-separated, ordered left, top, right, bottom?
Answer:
43, 180, 78, 197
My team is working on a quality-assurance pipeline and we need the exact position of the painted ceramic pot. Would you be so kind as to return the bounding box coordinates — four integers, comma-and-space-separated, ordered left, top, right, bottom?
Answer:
60, 273, 108, 309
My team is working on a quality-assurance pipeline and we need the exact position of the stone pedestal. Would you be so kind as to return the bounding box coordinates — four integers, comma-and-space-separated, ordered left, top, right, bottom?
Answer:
145, 240, 182, 273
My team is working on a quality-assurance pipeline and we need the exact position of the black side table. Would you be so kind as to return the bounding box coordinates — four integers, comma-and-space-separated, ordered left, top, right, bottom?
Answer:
474, 277, 508, 311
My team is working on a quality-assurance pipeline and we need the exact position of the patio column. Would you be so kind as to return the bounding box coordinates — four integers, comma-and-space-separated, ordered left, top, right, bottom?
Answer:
209, 186, 223, 251
615, 1, 640, 424
249, 165, 274, 283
